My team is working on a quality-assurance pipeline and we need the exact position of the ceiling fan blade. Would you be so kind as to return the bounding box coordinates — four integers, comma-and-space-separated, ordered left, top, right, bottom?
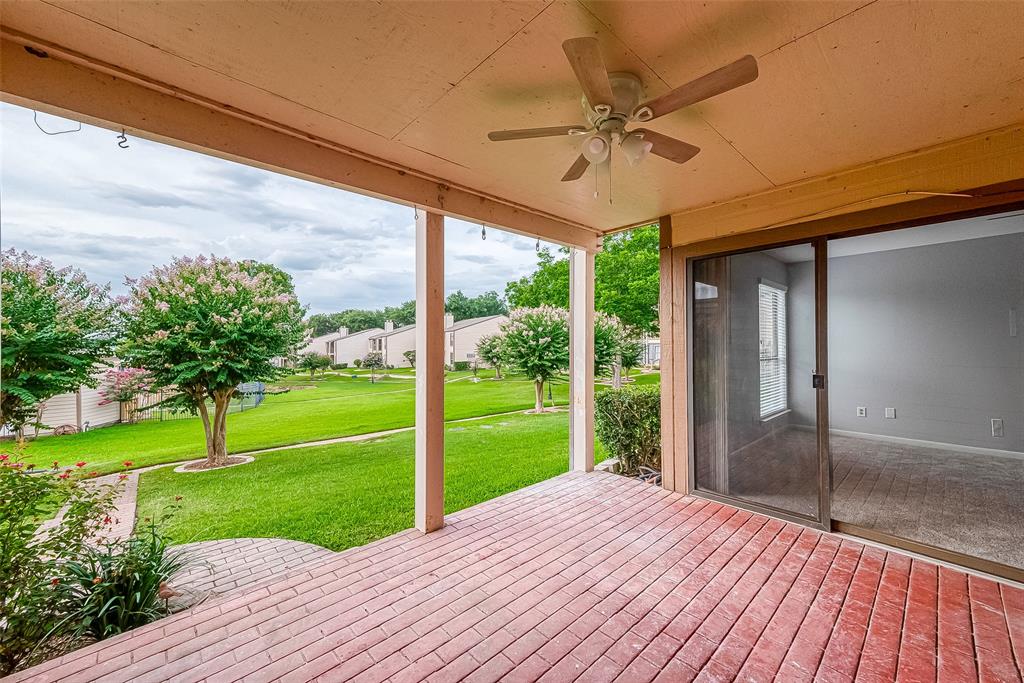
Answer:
562, 37, 615, 108
634, 129, 701, 164
487, 125, 586, 141
636, 55, 758, 120
561, 154, 590, 182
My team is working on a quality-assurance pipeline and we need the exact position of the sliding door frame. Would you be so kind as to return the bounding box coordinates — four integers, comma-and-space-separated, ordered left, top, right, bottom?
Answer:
676, 195, 1024, 580
685, 237, 832, 531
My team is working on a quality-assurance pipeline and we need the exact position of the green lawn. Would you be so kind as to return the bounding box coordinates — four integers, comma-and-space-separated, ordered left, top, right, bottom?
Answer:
20, 371, 582, 474
136, 411, 607, 551
22, 370, 656, 476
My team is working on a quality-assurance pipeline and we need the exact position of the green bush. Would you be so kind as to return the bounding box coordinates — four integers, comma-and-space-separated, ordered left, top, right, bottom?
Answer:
594, 385, 661, 476
331, 363, 348, 370
0, 451, 119, 674
453, 361, 471, 372
56, 519, 192, 641
353, 358, 362, 368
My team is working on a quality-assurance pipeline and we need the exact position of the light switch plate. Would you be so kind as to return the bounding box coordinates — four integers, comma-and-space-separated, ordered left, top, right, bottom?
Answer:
992, 418, 1005, 438
884, 407, 896, 419
856, 407, 867, 417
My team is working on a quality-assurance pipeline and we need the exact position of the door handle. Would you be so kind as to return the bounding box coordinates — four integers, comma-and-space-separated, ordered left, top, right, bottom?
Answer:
812, 374, 825, 389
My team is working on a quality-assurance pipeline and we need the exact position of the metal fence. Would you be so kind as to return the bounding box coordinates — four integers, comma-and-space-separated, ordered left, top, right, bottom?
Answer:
133, 382, 266, 422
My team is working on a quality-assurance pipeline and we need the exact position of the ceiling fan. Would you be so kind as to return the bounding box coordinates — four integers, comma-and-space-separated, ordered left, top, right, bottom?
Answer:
487, 37, 759, 201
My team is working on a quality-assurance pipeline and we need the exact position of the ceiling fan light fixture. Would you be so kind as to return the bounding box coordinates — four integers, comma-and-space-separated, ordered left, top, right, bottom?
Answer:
582, 131, 611, 164
620, 132, 653, 166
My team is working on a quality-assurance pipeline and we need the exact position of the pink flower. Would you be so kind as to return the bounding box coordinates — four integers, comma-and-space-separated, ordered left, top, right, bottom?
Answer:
155, 301, 170, 312
75, 461, 86, 468
123, 460, 133, 467
58, 471, 70, 480
0, 454, 8, 462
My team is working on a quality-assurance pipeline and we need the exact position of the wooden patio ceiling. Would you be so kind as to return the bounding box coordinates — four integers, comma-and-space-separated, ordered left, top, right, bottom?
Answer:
8, 472, 1023, 683
2, 1, 1023, 246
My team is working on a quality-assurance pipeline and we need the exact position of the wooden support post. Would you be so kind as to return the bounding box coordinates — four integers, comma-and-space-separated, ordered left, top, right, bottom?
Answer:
569, 247, 595, 472
415, 209, 445, 532
659, 216, 689, 493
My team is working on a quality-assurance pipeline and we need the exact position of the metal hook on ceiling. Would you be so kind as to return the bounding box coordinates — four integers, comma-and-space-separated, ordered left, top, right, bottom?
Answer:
116, 129, 130, 149
481, 224, 487, 241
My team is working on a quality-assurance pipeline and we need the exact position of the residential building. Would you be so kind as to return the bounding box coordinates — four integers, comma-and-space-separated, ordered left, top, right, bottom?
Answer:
443, 313, 506, 367
368, 320, 416, 367
298, 326, 385, 366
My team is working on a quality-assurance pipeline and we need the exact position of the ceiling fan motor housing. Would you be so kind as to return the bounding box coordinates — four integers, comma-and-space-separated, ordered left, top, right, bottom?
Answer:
582, 72, 646, 134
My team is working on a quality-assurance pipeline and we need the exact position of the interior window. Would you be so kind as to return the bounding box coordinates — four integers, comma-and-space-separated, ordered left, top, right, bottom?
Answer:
758, 280, 788, 418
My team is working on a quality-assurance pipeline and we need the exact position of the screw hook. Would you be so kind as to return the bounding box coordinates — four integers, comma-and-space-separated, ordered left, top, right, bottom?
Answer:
116, 129, 130, 149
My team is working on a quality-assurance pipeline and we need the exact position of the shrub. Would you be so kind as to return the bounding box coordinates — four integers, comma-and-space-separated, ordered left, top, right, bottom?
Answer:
56, 518, 191, 641
594, 385, 661, 476
331, 363, 348, 370
0, 450, 120, 674
98, 368, 153, 423
353, 358, 362, 368
403, 350, 416, 368
452, 361, 471, 372
297, 352, 331, 379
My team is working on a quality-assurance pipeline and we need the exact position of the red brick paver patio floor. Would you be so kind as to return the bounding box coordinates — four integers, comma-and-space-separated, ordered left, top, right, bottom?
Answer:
9, 471, 1023, 682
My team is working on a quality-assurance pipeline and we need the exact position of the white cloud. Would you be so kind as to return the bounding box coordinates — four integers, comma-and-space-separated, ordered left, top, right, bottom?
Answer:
0, 103, 547, 313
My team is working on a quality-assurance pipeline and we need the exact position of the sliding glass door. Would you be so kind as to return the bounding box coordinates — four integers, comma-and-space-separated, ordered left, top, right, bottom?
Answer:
690, 241, 829, 527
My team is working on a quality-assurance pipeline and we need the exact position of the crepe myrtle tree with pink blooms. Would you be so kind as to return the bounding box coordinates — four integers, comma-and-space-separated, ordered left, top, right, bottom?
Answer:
499, 306, 570, 413
117, 255, 306, 467
98, 367, 153, 423
0, 249, 117, 437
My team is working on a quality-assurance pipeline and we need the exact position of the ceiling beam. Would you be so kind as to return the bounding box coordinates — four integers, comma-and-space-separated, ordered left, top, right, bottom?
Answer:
670, 123, 1024, 246
0, 33, 601, 251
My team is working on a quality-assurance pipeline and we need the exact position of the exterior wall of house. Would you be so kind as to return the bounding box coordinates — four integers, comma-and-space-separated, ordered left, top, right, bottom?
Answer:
31, 384, 119, 436
298, 332, 340, 359
36, 393, 78, 433
380, 328, 417, 367
79, 386, 120, 429
334, 329, 382, 365
448, 316, 506, 366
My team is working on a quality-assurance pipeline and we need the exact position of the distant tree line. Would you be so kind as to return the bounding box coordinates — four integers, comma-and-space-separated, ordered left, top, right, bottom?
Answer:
306, 290, 508, 336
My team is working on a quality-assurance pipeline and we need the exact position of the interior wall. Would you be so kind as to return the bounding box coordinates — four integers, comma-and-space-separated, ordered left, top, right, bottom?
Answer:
808, 232, 1024, 453
727, 251, 792, 451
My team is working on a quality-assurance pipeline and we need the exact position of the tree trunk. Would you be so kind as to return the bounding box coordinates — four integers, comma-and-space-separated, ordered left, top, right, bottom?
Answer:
209, 390, 232, 466
495, 365, 503, 380
198, 390, 232, 467
612, 362, 622, 389
534, 380, 544, 412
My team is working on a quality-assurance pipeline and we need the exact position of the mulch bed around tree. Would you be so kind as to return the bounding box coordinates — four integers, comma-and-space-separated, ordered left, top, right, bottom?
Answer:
176, 456, 253, 472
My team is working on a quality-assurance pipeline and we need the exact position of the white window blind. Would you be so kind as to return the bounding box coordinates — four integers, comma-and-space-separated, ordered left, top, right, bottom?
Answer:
758, 281, 788, 418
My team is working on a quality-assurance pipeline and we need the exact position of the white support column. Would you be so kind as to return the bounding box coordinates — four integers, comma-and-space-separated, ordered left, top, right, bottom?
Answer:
569, 247, 595, 472
415, 209, 445, 532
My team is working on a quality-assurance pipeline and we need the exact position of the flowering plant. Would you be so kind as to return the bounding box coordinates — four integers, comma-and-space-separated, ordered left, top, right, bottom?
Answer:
499, 306, 569, 412
361, 351, 384, 383
0, 249, 116, 436
475, 334, 507, 379
98, 368, 153, 423
594, 311, 627, 378
117, 255, 306, 466
0, 448, 121, 673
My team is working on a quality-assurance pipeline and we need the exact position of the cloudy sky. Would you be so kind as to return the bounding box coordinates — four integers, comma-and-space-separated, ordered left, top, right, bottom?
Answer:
0, 102, 547, 314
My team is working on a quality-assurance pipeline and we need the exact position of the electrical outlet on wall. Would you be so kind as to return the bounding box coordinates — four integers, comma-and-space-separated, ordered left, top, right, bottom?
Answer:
856, 407, 867, 417
884, 407, 896, 419
992, 418, 1005, 438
